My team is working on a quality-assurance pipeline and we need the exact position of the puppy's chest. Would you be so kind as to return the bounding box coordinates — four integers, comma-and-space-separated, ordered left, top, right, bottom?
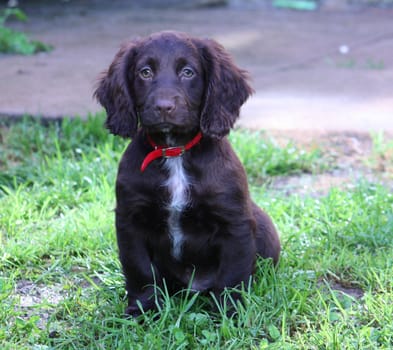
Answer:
164, 157, 190, 260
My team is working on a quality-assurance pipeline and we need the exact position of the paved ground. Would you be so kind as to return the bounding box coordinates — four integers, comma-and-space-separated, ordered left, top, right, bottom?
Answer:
1, 2, 393, 132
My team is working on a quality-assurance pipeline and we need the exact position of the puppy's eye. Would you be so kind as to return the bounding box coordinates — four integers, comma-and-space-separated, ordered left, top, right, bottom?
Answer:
180, 67, 195, 79
139, 67, 153, 80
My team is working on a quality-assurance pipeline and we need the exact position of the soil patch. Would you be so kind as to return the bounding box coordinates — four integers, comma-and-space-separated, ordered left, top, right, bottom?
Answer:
1, 2, 392, 132
267, 130, 393, 196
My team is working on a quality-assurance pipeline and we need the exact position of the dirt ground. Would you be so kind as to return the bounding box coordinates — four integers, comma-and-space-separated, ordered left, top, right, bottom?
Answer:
0, 1, 392, 132
268, 130, 393, 196
0, 1, 392, 194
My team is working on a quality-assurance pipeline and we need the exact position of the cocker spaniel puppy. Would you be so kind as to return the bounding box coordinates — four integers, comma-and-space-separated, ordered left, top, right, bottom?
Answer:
95, 31, 280, 317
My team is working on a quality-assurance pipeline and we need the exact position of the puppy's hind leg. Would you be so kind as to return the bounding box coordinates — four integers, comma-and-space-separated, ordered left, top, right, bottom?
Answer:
252, 202, 281, 264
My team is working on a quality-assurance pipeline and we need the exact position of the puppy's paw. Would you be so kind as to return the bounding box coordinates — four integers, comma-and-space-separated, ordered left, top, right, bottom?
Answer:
210, 289, 241, 318
124, 296, 159, 319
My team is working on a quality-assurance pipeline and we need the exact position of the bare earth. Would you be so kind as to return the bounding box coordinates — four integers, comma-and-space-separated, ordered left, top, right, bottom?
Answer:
0, 2, 392, 132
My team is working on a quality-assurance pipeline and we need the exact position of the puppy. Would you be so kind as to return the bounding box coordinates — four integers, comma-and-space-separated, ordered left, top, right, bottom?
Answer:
95, 31, 280, 317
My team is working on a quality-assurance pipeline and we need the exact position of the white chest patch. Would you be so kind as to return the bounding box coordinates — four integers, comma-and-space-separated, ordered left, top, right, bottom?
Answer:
164, 157, 190, 260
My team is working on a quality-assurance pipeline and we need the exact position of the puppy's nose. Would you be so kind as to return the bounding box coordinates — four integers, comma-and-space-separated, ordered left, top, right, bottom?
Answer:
155, 99, 176, 115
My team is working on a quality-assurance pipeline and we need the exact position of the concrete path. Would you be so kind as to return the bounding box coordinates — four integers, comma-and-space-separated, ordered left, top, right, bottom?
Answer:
1, 2, 392, 132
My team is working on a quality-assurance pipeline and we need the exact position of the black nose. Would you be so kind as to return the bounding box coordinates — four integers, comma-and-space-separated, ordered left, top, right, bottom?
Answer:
155, 99, 176, 115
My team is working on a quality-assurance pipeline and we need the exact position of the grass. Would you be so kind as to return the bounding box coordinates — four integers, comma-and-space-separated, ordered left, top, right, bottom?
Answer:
368, 131, 393, 174
229, 129, 322, 180
0, 114, 392, 349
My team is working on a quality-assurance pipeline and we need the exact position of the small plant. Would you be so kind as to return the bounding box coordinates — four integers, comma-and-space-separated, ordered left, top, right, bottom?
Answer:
364, 58, 385, 70
368, 131, 393, 173
328, 57, 385, 71
273, 0, 318, 10
0, 8, 52, 55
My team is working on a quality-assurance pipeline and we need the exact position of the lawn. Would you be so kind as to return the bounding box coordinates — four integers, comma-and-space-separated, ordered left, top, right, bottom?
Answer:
0, 114, 392, 349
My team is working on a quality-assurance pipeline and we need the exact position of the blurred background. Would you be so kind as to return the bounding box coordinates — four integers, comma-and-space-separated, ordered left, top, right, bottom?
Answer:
1, 0, 392, 131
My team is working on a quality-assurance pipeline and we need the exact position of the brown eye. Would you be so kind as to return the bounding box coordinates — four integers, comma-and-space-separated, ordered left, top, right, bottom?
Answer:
180, 67, 194, 79
139, 67, 153, 80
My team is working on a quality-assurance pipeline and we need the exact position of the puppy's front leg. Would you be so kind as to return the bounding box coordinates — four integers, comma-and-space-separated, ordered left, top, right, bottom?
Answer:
212, 231, 256, 313
115, 212, 159, 317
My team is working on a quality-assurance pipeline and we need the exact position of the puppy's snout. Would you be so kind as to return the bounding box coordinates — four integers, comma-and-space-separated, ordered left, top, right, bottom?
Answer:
155, 98, 176, 115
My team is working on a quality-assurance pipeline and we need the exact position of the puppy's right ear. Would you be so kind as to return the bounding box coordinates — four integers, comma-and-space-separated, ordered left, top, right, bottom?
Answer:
94, 42, 138, 138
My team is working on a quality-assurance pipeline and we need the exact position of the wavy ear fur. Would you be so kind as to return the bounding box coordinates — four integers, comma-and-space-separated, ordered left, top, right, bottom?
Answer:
94, 43, 138, 138
198, 39, 254, 139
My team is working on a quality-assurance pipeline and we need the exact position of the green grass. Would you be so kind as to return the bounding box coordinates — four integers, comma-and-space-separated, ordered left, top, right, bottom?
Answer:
229, 129, 322, 180
368, 131, 393, 174
0, 114, 392, 349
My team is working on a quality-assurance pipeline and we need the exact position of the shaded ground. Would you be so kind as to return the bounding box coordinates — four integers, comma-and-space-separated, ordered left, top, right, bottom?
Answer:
0, 1, 392, 132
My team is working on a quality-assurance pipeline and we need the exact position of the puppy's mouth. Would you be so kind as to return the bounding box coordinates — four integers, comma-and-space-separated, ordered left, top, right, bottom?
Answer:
142, 123, 200, 147
143, 122, 197, 135
144, 122, 177, 134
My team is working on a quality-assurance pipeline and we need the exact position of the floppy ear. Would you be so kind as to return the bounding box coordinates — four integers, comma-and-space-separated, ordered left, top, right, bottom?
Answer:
198, 39, 254, 139
94, 42, 138, 138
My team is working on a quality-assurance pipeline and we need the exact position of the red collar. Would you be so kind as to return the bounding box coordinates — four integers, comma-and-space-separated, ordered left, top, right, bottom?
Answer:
140, 131, 202, 172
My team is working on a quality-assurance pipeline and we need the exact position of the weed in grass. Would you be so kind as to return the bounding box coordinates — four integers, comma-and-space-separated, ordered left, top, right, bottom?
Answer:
0, 115, 392, 349
368, 131, 393, 173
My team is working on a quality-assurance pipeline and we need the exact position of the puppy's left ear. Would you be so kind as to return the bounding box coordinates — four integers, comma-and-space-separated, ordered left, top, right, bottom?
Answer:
197, 39, 254, 139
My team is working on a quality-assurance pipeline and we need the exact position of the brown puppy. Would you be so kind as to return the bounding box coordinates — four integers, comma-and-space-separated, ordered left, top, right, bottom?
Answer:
95, 31, 280, 317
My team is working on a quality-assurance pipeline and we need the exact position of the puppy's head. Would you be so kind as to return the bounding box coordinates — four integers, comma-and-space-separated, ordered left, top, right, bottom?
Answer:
94, 31, 253, 139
